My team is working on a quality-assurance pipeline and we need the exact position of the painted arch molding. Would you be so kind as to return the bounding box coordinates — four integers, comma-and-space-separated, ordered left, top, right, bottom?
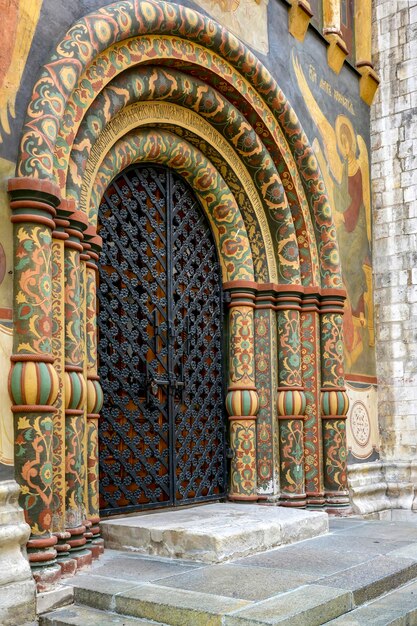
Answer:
8, 0, 350, 578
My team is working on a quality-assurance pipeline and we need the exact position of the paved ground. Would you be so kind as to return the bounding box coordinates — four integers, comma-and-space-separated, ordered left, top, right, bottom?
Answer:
42, 515, 417, 625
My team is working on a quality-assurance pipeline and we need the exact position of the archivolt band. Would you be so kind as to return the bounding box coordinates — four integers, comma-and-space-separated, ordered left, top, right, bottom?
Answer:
8, 0, 349, 585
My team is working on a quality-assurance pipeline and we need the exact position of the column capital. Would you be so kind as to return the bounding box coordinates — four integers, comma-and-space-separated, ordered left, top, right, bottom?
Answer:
8, 177, 61, 229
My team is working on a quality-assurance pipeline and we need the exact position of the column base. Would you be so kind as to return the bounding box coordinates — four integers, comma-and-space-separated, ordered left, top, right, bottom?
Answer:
73, 549, 93, 569
58, 556, 78, 577
90, 538, 104, 558
83, 519, 93, 543
27, 535, 58, 570
54, 531, 71, 557
325, 490, 352, 515
306, 493, 326, 508
32, 563, 62, 593
279, 493, 307, 508
228, 494, 259, 502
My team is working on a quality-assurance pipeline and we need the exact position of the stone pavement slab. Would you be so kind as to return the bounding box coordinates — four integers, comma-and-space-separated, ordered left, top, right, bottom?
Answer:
69, 574, 144, 611
316, 554, 417, 604
334, 520, 417, 542
156, 562, 314, 600
100, 503, 328, 562
223, 584, 353, 626
85, 551, 201, 582
325, 578, 417, 625
234, 543, 373, 577
40, 604, 168, 626
115, 582, 251, 626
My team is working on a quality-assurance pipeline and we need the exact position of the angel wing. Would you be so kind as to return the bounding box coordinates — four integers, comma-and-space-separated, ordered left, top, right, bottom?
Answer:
0, 0, 43, 142
357, 135, 371, 243
292, 52, 344, 184
312, 137, 340, 228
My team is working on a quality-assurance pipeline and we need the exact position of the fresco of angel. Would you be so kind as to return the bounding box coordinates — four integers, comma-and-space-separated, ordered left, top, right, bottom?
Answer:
293, 53, 374, 373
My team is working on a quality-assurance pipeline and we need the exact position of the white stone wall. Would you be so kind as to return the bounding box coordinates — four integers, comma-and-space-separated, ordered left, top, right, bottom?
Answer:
372, 0, 417, 462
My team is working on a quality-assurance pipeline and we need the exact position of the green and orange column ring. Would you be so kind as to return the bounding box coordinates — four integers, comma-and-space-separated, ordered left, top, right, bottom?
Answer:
276, 288, 307, 507
320, 291, 350, 512
63, 205, 91, 566
7, 177, 61, 589
84, 226, 104, 557
224, 283, 259, 501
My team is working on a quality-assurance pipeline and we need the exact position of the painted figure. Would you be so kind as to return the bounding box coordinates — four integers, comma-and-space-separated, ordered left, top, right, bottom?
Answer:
0, 0, 43, 143
293, 54, 374, 373
193, 0, 269, 54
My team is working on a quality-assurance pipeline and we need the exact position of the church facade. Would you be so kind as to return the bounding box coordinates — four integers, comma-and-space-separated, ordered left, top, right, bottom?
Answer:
0, 0, 414, 623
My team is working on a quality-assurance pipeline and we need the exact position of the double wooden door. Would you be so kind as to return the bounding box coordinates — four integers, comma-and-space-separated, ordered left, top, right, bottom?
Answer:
97, 165, 226, 515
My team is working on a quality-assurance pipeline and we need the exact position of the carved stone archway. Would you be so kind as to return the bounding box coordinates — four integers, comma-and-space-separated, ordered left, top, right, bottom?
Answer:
8, 0, 349, 586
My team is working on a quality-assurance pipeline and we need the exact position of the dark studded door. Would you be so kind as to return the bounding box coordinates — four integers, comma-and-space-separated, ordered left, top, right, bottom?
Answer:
97, 165, 226, 516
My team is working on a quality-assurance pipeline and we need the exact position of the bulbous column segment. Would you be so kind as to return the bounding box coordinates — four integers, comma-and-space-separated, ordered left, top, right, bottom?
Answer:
8, 177, 61, 587
225, 284, 259, 501
276, 289, 306, 507
84, 226, 104, 557
63, 205, 91, 566
320, 291, 350, 512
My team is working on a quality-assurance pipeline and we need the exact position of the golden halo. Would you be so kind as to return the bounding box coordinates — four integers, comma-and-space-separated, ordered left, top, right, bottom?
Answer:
335, 114, 357, 156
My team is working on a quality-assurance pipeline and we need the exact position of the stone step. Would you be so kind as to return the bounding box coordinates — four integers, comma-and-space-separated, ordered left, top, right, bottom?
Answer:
99, 502, 328, 563
40, 604, 168, 626
40, 520, 417, 626
41, 567, 417, 626
323, 578, 417, 625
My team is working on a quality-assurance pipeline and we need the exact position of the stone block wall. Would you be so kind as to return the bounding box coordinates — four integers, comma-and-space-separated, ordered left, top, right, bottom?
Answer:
371, 0, 417, 463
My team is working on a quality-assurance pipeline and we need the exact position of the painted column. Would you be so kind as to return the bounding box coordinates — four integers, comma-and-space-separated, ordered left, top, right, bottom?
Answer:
63, 206, 91, 567
276, 289, 306, 507
84, 227, 104, 557
51, 202, 73, 572
8, 178, 61, 589
254, 287, 279, 498
320, 292, 350, 511
79, 237, 92, 552
301, 289, 325, 508
225, 284, 259, 501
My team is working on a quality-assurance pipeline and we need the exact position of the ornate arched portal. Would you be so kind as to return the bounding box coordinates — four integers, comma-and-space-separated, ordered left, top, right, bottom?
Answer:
8, 0, 349, 584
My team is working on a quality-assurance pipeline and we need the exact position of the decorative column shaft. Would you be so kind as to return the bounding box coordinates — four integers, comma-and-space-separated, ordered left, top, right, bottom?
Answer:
276, 290, 306, 507
320, 291, 350, 512
254, 288, 279, 498
63, 206, 91, 567
225, 284, 259, 501
84, 227, 104, 557
51, 207, 73, 570
8, 178, 61, 589
301, 289, 325, 507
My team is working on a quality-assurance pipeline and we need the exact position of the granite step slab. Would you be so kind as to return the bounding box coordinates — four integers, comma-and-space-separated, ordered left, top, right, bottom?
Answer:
315, 555, 417, 605
99, 503, 328, 562
66, 578, 350, 626
40, 604, 168, 626
222, 584, 353, 626
323, 578, 417, 625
